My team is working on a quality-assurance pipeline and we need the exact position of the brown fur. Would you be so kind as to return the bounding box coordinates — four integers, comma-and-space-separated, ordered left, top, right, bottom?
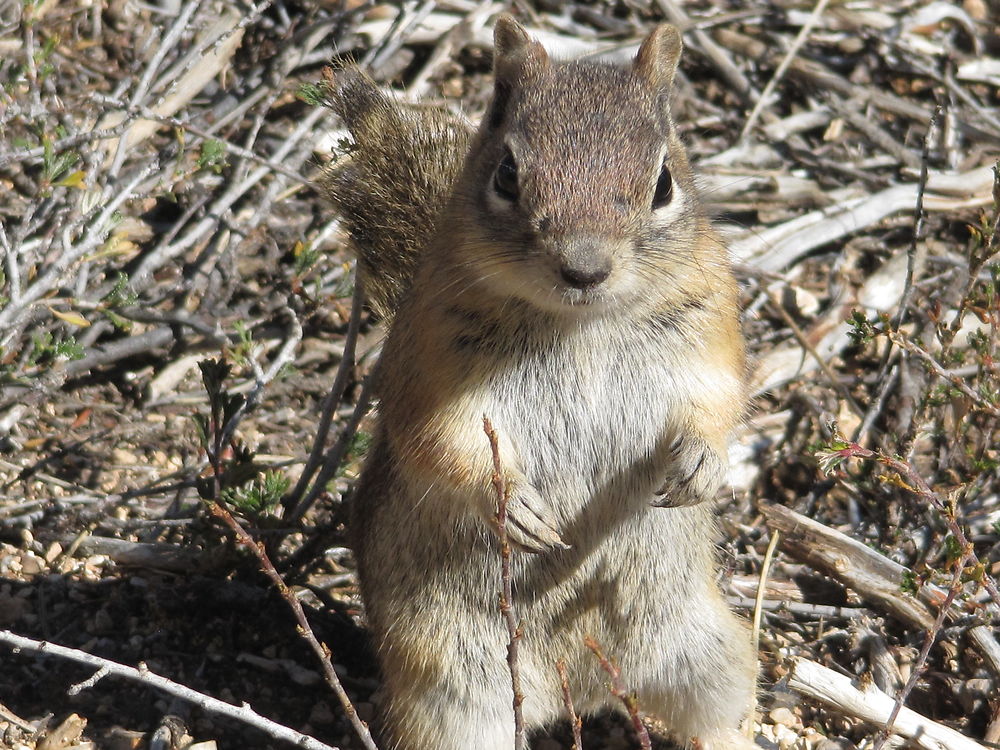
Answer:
320, 16, 757, 750
319, 66, 473, 320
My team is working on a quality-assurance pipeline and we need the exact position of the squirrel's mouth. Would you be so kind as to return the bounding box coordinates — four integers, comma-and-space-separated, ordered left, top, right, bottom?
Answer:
555, 284, 614, 312
490, 263, 622, 314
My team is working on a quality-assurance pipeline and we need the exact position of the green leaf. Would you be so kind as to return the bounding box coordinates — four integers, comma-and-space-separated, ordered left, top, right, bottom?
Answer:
222, 470, 290, 515
196, 139, 228, 173
942, 534, 963, 564
297, 82, 325, 107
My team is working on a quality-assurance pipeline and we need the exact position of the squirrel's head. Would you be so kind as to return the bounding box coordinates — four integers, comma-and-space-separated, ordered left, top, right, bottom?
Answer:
450, 15, 712, 316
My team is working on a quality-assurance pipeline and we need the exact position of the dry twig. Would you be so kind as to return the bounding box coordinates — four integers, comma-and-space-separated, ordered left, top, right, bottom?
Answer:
483, 416, 527, 750
788, 657, 986, 750
0, 630, 339, 750
207, 502, 378, 750
584, 636, 652, 750
556, 660, 583, 750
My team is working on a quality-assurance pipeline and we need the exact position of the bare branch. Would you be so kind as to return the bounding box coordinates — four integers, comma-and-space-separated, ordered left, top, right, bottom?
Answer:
584, 636, 651, 750
0, 630, 340, 750
483, 416, 527, 750
207, 502, 379, 750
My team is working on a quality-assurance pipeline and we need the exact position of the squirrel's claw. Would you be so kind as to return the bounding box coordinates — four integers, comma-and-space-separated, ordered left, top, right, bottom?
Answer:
500, 488, 570, 553
652, 436, 727, 507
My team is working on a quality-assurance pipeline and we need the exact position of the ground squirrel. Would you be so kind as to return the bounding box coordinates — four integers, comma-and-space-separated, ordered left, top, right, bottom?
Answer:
320, 15, 757, 750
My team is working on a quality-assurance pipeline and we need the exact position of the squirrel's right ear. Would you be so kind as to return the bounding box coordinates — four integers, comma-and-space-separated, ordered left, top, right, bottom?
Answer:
493, 15, 549, 76
490, 15, 549, 127
632, 24, 683, 93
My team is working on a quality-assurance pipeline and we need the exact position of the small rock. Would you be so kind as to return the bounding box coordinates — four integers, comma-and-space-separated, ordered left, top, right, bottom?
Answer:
815, 739, 858, 750
111, 448, 139, 465
308, 701, 336, 726
769, 706, 801, 728
19, 553, 44, 577
773, 722, 798, 749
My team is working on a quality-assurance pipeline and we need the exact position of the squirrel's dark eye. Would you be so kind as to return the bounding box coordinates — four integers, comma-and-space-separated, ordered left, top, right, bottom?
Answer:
493, 148, 519, 202
652, 164, 673, 209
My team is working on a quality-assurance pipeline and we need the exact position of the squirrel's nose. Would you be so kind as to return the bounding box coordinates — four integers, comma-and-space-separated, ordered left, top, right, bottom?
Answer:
560, 259, 612, 289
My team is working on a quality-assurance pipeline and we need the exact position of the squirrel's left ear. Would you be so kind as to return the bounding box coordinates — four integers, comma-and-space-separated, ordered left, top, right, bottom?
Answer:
632, 24, 682, 92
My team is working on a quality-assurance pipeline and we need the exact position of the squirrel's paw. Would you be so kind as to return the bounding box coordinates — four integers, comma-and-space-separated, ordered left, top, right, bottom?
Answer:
651, 436, 728, 507
499, 484, 570, 554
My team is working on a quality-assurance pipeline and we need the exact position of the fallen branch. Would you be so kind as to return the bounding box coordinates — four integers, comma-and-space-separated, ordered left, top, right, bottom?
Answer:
0, 630, 339, 750
59, 534, 208, 573
728, 595, 865, 619
787, 657, 986, 750
733, 164, 996, 272
761, 503, 934, 629
761, 503, 1000, 678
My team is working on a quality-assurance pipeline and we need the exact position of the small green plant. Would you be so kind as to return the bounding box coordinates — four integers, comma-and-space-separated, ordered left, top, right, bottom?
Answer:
813, 423, 855, 474
193, 358, 293, 522
292, 240, 321, 278
35, 34, 58, 79
100, 272, 138, 330
227, 321, 255, 367
101, 272, 138, 307
339, 430, 372, 477
222, 470, 289, 515
194, 359, 244, 456
845, 308, 883, 346
28, 331, 84, 365
196, 139, 228, 173
40, 136, 80, 189
942, 534, 963, 565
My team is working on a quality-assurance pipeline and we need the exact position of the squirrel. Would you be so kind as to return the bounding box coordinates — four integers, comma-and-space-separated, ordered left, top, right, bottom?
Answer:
319, 15, 757, 750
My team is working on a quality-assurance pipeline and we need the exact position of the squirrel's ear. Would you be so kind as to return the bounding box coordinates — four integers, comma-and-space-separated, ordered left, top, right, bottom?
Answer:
488, 15, 549, 128
493, 14, 549, 82
632, 24, 683, 92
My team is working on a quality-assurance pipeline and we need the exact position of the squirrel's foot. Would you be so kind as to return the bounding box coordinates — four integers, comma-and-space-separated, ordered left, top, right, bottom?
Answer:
499, 483, 570, 553
651, 436, 727, 507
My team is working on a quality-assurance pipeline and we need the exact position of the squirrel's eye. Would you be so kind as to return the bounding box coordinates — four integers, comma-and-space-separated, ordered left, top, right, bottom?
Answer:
493, 148, 519, 202
652, 164, 673, 209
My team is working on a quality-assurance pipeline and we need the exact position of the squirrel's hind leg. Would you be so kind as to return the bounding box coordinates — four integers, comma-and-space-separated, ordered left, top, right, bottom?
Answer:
633, 607, 758, 750
382, 700, 512, 750
380, 664, 563, 750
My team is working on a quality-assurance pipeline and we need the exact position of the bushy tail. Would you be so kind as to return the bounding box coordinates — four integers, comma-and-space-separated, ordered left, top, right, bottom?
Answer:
318, 66, 473, 320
